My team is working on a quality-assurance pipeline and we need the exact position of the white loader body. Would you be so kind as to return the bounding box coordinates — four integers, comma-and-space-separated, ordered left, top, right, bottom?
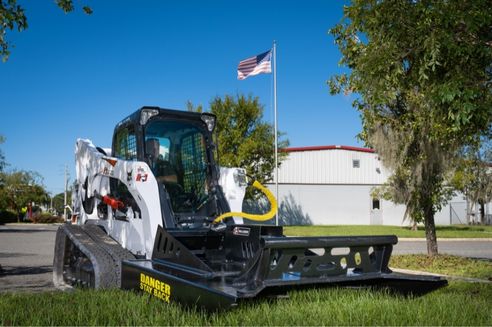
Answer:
73, 138, 246, 258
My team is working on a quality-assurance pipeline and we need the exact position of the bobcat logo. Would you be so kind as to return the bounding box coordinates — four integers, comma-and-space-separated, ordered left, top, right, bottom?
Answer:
136, 173, 148, 182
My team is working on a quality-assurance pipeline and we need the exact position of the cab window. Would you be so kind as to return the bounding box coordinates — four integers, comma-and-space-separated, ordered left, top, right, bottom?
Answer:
114, 126, 137, 160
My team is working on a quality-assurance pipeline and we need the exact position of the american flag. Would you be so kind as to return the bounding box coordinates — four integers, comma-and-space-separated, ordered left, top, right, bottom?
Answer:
237, 50, 272, 80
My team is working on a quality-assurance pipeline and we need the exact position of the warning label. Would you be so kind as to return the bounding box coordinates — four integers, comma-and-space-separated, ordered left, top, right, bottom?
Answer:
139, 273, 172, 303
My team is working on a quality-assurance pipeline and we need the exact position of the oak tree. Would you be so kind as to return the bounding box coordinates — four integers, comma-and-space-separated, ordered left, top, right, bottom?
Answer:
189, 94, 289, 185
0, 0, 91, 61
330, 0, 492, 255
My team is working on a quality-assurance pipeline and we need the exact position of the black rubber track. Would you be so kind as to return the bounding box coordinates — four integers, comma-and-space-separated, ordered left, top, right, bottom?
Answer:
53, 224, 135, 289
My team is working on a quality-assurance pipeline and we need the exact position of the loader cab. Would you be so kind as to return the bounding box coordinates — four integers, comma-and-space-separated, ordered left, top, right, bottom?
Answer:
111, 107, 229, 229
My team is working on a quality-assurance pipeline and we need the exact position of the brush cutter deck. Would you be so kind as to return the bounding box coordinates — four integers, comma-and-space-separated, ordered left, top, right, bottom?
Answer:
121, 225, 447, 310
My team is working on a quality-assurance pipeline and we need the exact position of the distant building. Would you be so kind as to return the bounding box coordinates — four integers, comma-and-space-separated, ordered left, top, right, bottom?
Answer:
269, 145, 490, 226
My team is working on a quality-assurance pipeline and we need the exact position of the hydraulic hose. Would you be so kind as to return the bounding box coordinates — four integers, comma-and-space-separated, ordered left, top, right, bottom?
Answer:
212, 180, 277, 224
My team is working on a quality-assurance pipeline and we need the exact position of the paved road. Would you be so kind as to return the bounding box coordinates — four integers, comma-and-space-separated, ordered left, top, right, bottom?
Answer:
395, 239, 492, 260
0, 224, 491, 293
0, 224, 59, 292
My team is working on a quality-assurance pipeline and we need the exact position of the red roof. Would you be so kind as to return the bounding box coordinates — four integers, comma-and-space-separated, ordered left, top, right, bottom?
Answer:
283, 145, 375, 154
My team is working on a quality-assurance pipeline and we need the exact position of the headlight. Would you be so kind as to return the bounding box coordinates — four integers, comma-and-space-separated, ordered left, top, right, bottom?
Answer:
140, 108, 159, 125
201, 113, 216, 132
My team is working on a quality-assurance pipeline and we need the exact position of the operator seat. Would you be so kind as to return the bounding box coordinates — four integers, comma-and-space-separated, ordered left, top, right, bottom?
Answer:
145, 138, 160, 170
145, 138, 177, 184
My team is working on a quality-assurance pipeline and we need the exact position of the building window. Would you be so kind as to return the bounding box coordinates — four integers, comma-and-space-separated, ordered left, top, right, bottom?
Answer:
372, 198, 380, 210
352, 159, 360, 168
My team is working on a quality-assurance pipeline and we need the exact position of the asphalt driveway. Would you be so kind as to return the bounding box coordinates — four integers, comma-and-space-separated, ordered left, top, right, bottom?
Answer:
0, 224, 59, 292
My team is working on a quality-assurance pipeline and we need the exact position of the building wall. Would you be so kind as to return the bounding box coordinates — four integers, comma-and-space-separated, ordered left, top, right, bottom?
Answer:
272, 184, 466, 226
275, 184, 375, 225
266, 146, 482, 226
277, 147, 388, 185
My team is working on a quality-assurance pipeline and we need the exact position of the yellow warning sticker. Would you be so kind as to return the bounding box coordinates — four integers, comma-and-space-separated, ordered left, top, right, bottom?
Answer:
139, 272, 172, 303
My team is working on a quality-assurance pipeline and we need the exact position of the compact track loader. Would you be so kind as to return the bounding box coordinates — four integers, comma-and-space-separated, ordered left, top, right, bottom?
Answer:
53, 107, 447, 310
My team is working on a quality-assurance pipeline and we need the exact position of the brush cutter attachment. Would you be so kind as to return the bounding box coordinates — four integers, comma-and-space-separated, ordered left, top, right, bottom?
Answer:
121, 225, 447, 310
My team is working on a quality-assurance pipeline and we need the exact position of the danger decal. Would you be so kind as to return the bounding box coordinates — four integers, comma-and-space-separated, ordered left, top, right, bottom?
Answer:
139, 273, 171, 303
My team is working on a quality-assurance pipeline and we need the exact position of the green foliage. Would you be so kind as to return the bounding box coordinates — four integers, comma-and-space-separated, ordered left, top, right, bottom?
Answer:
329, 0, 492, 255
0, 0, 27, 62
0, 170, 48, 220
0, 209, 17, 224
52, 191, 71, 216
451, 140, 492, 223
0, 283, 491, 325
190, 94, 289, 184
0, 0, 91, 62
0, 134, 6, 172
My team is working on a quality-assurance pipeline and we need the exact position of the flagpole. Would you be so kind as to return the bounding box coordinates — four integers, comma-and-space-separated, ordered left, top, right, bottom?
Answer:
273, 40, 279, 226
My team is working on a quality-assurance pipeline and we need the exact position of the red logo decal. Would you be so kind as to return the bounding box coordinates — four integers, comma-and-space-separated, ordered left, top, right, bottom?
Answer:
136, 173, 148, 182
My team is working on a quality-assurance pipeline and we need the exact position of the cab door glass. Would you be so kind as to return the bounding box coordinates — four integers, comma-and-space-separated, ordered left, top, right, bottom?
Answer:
114, 126, 137, 160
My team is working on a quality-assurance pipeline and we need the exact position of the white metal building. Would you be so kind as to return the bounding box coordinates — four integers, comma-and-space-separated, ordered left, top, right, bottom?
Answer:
268, 145, 489, 226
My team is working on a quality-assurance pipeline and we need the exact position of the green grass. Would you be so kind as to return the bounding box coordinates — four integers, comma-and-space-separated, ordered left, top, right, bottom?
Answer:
283, 224, 492, 238
390, 254, 492, 280
0, 282, 490, 325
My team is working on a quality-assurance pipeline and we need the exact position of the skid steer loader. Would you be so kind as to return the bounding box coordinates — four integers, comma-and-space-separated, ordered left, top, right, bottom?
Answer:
53, 107, 447, 310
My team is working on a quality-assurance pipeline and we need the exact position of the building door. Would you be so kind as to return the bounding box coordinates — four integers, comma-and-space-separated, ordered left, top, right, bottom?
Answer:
370, 198, 383, 225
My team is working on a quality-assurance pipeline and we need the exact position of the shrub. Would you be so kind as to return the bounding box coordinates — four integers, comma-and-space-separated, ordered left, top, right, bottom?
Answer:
31, 212, 64, 224
0, 209, 18, 224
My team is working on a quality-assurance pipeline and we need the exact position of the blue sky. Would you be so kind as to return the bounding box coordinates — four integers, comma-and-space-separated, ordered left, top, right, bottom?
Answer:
0, 0, 361, 195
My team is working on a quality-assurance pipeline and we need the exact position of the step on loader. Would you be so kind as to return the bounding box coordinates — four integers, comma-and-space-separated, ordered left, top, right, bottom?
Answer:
53, 107, 447, 310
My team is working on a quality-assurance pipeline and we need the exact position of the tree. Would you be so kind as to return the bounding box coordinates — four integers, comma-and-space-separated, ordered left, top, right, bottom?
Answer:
329, 0, 492, 255
451, 140, 492, 224
0, 0, 91, 62
0, 170, 49, 221
52, 190, 72, 216
190, 94, 289, 185
0, 135, 7, 210
0, 135, 6, 172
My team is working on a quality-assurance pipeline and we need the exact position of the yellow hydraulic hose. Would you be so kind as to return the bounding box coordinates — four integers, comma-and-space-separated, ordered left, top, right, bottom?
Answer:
213, 180, 277, 224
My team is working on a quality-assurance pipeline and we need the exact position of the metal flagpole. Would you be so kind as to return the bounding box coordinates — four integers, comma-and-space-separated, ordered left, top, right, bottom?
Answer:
273, 40, 278, 226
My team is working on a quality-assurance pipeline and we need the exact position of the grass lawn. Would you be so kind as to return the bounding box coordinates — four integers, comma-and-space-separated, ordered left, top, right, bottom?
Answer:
1, 250, 490, 325
283, 224, 492, 238
0, 282, 490, 326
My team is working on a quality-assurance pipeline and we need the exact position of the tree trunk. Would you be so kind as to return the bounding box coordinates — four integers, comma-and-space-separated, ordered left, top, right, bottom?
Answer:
478, 199, 485, 225
424, 206, 438, 256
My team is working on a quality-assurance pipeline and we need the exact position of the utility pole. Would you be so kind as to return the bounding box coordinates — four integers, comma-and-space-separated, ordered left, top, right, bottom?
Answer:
63, 165, 68, 221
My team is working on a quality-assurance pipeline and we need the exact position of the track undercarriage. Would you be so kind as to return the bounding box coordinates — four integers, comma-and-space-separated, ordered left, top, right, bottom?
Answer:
53, 224, 135, 289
